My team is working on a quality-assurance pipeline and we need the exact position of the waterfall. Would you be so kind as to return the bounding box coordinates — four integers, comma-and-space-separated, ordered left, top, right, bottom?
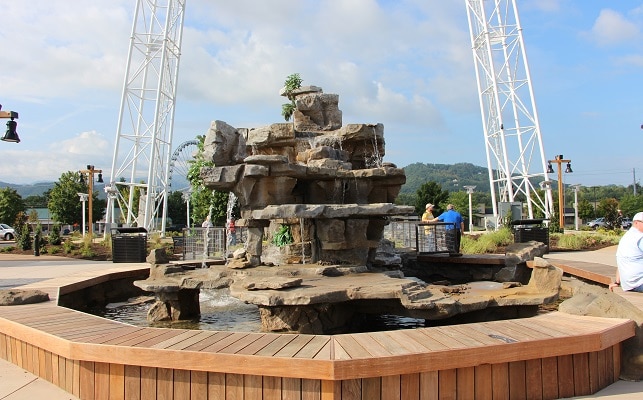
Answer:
225, 192, 238, 260
300, 218, 306, 265
366, 126, 383, 168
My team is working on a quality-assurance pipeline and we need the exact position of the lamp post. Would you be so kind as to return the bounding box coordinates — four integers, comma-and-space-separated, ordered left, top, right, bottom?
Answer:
571, 184, 581, 231
463, 185, 476, 233
182, 190, 191, 228
103, 185, 118, 239
0, 105, 20, 143
79, 165, 103, 239
547, 155, 573, 229
77, 193, 88, 236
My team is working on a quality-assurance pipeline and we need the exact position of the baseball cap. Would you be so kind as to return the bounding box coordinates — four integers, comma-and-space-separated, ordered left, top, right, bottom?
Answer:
426, 203, 434, 209
633, 212, 643, 222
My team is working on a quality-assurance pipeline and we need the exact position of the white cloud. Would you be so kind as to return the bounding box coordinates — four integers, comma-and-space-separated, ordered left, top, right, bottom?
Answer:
588, 9, 640, 46
0, 131, 113, 184
0, 1, 131, 101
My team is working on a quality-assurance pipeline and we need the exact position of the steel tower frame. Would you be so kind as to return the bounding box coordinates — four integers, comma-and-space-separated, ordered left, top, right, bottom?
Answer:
465, 0, 553, 225
107, 0, 186, 233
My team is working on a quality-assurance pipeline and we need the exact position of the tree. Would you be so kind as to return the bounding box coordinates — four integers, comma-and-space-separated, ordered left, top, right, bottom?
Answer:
414, 181, 449, 215
447, 191, 469, 220
0, 187, 25, 225
577, 199, 595, 221
617, 194, 643, 219
186, 136, 235, 226
48, 171, 104, 225
24, 194, 48, 208
598, 198, 620, 229
166, 190, 188, 226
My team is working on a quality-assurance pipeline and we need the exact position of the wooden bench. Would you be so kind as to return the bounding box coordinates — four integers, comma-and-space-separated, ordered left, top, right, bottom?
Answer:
0, 268, 636, 400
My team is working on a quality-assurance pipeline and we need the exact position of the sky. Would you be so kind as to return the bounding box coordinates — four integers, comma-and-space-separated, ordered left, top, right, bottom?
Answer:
1, 0, 642, 189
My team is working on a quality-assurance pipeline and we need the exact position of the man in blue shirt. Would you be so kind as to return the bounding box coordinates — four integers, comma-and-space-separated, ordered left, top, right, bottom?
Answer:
437, 204, 465, 254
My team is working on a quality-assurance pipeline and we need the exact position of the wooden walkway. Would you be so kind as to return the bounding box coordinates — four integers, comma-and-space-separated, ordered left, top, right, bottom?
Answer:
0, 262, 638, 399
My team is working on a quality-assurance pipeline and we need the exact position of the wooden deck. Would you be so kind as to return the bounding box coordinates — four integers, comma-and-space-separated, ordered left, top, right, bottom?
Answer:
0, 265, 637, 399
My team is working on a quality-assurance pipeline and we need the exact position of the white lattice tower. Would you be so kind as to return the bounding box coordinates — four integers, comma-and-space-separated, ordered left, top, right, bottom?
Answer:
107, 0, 186, 233
465, 0, 553, 224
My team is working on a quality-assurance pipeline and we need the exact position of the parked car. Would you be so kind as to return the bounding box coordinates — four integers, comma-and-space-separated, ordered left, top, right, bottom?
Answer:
621, 217, 632, 229
0, 223, 15, 240
586, 217, 607, 230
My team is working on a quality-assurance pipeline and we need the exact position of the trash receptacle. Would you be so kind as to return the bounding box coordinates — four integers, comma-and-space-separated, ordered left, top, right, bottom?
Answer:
511, 219, 549, 253
111, 227, 148, 262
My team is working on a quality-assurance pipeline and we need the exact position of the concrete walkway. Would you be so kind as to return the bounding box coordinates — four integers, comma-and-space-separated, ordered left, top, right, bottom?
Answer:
0, 250, 642, 399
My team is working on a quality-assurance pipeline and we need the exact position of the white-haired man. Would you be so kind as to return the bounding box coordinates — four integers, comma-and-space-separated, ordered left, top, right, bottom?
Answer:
612, 212, 643, 292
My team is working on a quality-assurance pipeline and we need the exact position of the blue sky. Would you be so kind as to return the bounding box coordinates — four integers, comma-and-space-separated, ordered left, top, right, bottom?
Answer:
1, 0, 642, 188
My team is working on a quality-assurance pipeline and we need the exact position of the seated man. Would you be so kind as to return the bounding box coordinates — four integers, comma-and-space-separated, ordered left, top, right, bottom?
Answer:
612, 212, 643, 292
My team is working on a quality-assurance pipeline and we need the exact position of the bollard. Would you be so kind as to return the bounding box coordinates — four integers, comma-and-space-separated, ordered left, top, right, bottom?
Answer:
33, 233, 40, 257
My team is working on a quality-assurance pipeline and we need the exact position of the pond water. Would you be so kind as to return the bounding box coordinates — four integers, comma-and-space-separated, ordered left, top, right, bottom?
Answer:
92, 288, 427, 333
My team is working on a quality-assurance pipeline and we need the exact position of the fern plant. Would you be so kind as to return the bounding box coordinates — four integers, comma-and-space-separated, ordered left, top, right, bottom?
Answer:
272, 224, 294, 247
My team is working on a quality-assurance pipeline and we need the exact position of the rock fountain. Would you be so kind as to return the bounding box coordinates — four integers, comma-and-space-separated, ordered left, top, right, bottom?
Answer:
135, 84, 559, 334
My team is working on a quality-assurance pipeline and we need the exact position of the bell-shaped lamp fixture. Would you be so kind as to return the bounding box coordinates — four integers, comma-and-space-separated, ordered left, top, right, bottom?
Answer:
97, 173, 104, 183
2, 119, 20, 143
79, 172, 85, 184
565, 162, 573, 173
546, 162, 554, 174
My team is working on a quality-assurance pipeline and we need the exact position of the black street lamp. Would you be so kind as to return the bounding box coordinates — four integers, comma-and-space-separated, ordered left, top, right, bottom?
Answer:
0, 105, 20, 143
547, 155, 573, 229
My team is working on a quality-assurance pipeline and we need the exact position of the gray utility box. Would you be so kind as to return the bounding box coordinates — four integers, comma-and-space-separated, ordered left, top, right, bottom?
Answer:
511, 219, 549, 253
111, 227, 148, 263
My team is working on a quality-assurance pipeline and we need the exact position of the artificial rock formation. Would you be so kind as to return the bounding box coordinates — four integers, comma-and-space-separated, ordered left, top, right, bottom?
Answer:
200, 85, 413, 267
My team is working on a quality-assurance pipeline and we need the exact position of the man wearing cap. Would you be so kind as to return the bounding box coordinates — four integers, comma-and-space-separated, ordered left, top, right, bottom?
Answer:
612, 211, 643, 292
421, 204, 436, 251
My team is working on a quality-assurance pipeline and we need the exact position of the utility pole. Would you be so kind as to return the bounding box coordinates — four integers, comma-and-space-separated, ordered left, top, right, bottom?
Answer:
547, 155, 573, 229
79, 165, 103, 239
463, 185, 476, 233
571, 184, 581, 231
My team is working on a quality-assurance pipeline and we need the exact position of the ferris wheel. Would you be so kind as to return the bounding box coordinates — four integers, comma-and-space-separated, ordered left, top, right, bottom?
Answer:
169, 139, 199, 193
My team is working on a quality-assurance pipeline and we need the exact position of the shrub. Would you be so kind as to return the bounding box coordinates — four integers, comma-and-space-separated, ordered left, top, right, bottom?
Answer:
62, 239, 74, 254
49, 224, 62, 245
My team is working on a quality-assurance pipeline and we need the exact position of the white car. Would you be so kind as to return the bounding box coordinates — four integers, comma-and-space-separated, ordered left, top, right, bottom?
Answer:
586, 217, 606, 230
0, 223, 15, 240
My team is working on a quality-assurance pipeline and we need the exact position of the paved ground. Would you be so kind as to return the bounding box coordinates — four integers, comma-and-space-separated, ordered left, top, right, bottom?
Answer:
0, 250, 641, 399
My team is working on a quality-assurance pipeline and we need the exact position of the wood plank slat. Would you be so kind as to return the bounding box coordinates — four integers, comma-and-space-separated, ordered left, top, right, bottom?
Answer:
457, 367, 475, 400
301, 378, 322, 400
190, 370, 207, 400
216, 332, 269, 354
474, 364, 492, 400
164, 330, 217, 350
294, 335, 331, 359
332, 335, 372, 359
201, 332, 252, 353
274, 335, 315, 358
252, 333, 298, 357
525, 358, 543, 400
230, 333, 281, 355
94, 362, 110, 400
361, 377, 381, 400
181, 331, 234, 352
342, 333, 391, 357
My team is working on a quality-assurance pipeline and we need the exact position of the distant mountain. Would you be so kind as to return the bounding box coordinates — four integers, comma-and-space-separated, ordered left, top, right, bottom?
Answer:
0, 181, 112, 199
0, 181, 56, 197
401, 162, 491, 194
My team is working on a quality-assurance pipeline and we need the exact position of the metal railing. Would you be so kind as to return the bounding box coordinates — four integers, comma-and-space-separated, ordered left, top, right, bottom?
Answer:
416, 222, 458, 254
179, 227, 226, 261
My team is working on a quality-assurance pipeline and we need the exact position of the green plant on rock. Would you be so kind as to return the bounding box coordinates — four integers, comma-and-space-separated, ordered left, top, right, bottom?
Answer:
272, 224, 294, 247
281, 73, 303, 121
